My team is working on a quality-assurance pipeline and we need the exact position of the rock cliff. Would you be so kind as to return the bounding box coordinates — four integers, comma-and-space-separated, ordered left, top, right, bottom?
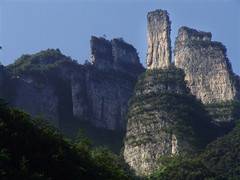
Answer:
0, 65, 6, 98
174, 26, 240, 122
91, 36, 143, 76
3, 37, 144, 135
123, 66, 218, 175
1, 9, 240, 176
90, 36, 113, 70
83, 36, 144, 130
174, 26, 238, 104
146, 10, 171, 69
124, 9, 239, 176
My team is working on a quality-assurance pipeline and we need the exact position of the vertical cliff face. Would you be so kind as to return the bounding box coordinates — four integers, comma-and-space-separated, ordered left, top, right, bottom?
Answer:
146, 10, 171, 69
174, 27, 240, 122
123, 66, 217, 176
3, 37, 144, 134
174, 26, 237, 104
90, 36, 113, 70
111, 38, 143, 76
90, 36, 144, 77
73, 36, 144, 130
71, 69, 88, 121
85, 69, 136, 130
123, 10, 232, 176
0, 65, 6, 98
13, 79, 60, 127
234, 74, 240, 100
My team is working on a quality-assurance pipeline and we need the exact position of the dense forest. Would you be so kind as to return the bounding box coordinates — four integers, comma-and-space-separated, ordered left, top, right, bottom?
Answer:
0, 99, 135, 180
0, 99, 240, 179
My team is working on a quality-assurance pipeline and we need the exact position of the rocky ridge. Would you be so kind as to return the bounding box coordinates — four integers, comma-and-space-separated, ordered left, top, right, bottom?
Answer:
123, 9, 240, 176
123, 66, 219, 176
2, 37, 144, 136
174, 26, 240, 122
174, 26, 238, 104
1, 8, 240, 177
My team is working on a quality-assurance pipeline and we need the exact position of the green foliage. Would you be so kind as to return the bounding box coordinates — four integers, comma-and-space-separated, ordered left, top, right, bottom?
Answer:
70, 120, 126, 154
135, 65, 187, 93
74, 129, 92, 153
0, 99, 133, 180
205, 100, 240, 123
7, 49, 76, 75
127, 90, 218, 151
149, 155, 216, 180
149, 121, 240, 179
201, 121, 240, 179
91, 147, 135, 179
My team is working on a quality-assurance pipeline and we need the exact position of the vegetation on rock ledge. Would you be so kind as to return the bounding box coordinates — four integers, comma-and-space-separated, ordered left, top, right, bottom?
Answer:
149, 120, 240, 179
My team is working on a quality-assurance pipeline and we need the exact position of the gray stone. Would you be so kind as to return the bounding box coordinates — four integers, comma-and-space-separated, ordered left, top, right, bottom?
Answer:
3, 37, 144, 132
90, 36, 113, 71
174, 26, 238, 104
146, 10, 171, 69
123, 67, 216, 176
13, 78, 60, 127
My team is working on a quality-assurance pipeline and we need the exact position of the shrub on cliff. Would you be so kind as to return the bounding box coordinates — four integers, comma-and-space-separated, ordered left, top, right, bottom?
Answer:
7, 49, 75, 75
149, 156, 216, 180
149, 121, 240, 179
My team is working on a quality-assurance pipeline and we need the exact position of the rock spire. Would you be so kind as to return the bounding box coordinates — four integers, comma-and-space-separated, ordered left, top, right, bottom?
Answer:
146, 10, 171, 69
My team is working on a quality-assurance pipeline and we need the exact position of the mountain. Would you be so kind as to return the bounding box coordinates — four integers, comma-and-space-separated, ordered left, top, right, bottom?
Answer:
0, 8, 240, 179
123, 9, 240, 176
123, 65, 220, 175
174, 26, 240, 123
1, 38, 144, 152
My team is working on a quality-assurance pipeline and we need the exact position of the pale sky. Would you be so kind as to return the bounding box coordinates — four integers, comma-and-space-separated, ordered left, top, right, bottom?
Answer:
0, 0, 239, 74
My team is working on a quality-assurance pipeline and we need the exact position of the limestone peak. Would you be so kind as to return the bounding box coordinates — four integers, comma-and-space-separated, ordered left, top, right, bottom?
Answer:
90, 36, 144, 75
146, 9, 171, 69
177, 26, 212, 42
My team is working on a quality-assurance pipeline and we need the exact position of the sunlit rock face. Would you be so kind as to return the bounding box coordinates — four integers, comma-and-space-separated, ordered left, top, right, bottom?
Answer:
123, 10, 234, 176
123, 67, 217, 176
146, 10, 171, 69
123, 67, 188, 176
174, 26, 238, 104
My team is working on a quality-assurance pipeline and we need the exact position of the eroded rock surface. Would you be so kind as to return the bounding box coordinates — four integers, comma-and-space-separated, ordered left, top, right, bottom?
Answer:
3, 37, 144, 133
146, 10, 171, 69
123, 67, 217, 176
174, 26, 238, 104
91, 36, 143, 77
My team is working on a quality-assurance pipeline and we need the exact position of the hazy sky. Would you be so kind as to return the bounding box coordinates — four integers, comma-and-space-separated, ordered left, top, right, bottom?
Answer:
0, 0, 239, 74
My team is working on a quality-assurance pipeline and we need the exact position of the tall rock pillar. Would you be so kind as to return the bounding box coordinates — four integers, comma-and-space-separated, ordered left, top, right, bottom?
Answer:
147, 10, 171, 69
